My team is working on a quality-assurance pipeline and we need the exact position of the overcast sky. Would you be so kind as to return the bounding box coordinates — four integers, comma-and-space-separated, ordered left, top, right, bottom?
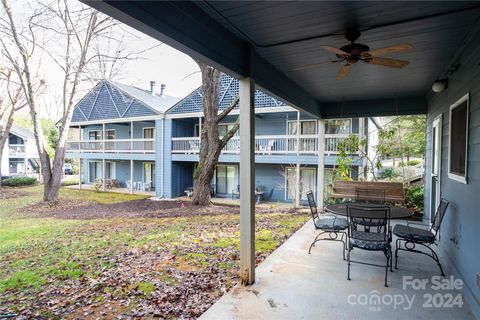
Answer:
8, 0, 202, 120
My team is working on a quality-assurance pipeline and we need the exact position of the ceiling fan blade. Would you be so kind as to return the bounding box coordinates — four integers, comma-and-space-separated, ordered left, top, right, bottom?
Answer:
320, 45, 350, 57
365, 57, 409, 68
336, 64, 351, 80
362, 43, 414, 57
291, 59, 345, 71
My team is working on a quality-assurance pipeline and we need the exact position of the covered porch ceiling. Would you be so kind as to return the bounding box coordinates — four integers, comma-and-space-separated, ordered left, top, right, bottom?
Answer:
85, 1, 480, 118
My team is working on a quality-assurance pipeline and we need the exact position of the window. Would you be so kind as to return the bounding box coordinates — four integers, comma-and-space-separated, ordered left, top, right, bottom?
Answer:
105, 130, 115, 140
218, 123, 237, 137
448, 93, 469, 183
325, 119, 351, 134
287, 120, 317, 135
285, 167, 316, 201
216, 165, 236, 194
88, 130, 101, 140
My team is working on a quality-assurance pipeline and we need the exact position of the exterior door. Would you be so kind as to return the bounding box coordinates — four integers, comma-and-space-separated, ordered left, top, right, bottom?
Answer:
89, 161, 101, 182
143, 162, 155, 188
216, 165, 236, 194
430, 115, 442, 222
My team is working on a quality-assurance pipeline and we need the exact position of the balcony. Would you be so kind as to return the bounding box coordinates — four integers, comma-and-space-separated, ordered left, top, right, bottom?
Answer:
9, 144, 26, 156
172, 134, 356, 155
66, 139, 155, 153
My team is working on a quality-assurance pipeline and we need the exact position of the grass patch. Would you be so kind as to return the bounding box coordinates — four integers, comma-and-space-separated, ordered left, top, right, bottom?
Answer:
136, 281, 155, 295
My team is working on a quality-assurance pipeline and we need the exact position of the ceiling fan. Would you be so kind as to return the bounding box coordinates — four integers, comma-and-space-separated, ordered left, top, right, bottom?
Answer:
293, 28, 413, 79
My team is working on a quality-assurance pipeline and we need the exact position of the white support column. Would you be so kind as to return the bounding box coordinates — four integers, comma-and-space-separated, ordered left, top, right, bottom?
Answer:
78, 125, 82, 151
78, 158, 82, 190
130, 121, 134, 153
24, 158, 27, 176
198, 117, 202, 142
295, 163, 300, 207
296, 111, 300, 155
358, 118, 365, 179
317, 119, 326, 210
102, 159, 106, 191
130, 159, 134, 194
239, 77, 255, 285
102, 123, 106, 152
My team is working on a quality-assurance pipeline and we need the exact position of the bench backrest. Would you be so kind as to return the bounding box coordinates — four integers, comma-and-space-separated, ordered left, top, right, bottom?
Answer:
332, 180, 405, 202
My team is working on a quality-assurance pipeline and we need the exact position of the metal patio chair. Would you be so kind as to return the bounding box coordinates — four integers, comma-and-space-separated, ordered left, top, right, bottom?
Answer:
393, 198, 449, 276
346, 204, 392, 287
306, 191, 348, 259
354, 188, 386, 232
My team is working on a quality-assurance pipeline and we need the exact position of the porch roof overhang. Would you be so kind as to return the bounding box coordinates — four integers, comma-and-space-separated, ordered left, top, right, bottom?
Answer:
84, 1, 480, 119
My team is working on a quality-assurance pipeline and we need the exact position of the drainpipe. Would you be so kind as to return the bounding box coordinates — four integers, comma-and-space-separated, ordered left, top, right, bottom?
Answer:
160, 115, 165, 198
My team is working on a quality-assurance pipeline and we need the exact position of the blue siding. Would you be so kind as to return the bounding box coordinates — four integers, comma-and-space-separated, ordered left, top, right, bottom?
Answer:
424, 27, 480, 318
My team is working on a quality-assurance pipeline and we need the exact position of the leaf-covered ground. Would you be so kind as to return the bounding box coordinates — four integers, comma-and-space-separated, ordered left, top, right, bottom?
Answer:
0, 186, 307, 319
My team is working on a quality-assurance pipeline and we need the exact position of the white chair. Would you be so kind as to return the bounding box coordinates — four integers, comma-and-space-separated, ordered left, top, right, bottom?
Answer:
143, 182, 152, 192
125, 180, 132, 190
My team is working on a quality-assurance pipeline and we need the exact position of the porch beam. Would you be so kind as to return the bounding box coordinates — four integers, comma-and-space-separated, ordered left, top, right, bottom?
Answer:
239, 77, 255, 285
321, 96, 426, 118
317, 119, 325, 209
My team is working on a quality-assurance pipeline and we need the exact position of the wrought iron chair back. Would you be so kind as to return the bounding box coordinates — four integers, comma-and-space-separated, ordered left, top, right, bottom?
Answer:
346, 205, 390, 239
306, 190, 320, 223
431, 198, 449, 236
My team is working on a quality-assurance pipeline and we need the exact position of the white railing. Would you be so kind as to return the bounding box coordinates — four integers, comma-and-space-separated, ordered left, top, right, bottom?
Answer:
171, 134, 357, 155
66, 139, 155, 153
9, 144, 26, 155
325, 134, 352, 154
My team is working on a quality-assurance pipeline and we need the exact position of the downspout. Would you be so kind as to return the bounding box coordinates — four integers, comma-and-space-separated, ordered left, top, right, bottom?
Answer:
160, 114, 165, 198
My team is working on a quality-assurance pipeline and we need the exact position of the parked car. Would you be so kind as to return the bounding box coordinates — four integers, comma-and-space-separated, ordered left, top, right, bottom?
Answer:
63, 163, 73, 175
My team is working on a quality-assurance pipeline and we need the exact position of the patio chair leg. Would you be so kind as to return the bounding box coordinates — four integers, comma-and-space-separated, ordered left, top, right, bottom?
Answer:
341, 233, 346, 261
429, 245, 445, 276
347, 246, 351, 281
395, 239, 400, 269
384, 249, 390, 287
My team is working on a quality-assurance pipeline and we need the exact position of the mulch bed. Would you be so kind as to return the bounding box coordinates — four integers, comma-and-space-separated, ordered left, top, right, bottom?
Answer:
20, 198, 296, 220
0, 187, 31, 199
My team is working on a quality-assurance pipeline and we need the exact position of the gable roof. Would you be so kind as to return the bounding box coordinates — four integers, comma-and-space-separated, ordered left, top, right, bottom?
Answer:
71, 80, 180, 123
6, 123, 34, 140
167, 73, 287, 115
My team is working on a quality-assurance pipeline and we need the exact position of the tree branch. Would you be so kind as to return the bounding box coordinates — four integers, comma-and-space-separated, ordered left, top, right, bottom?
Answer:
216, 96, 239, 123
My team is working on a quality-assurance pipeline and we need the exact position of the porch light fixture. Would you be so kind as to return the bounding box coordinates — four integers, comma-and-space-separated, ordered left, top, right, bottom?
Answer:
432, 79, 448, 93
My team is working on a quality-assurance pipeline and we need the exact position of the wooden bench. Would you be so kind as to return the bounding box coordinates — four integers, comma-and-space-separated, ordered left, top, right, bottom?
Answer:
330, 180, 405, 203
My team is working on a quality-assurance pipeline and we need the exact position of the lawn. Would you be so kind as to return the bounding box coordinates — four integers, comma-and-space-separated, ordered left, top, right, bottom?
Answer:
0, 186, 307, 319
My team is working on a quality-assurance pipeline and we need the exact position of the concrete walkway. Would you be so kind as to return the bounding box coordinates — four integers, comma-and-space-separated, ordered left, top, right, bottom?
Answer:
201, 221, 475, 320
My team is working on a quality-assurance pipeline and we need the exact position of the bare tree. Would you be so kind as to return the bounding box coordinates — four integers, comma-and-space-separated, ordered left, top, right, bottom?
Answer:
0, 0, 121, 201
192, 63, 240, 205
0, 67, 32, 186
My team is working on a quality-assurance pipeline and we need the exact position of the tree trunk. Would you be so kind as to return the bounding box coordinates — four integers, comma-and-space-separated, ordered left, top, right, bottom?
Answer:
0, 116, 15, 188
191, 63, 239, 205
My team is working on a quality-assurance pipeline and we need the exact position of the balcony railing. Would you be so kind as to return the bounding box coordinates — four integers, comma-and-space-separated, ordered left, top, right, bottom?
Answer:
172, 134, 356, 155
9, 144, 26, 156
66, 139, 155, 153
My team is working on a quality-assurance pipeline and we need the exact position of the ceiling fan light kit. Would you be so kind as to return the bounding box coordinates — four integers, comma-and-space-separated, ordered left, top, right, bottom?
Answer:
295, 28, 414, 79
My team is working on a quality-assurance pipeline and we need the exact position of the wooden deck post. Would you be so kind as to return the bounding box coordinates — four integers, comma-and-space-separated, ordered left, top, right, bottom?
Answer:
239, 77, 255, 285
317, 119, 325, 209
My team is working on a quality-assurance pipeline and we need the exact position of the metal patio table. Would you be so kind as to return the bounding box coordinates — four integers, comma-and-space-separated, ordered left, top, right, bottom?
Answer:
325, 203, 414, 219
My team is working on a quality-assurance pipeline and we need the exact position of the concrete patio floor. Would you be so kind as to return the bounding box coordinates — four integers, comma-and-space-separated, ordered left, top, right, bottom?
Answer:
201, 221, 475, 320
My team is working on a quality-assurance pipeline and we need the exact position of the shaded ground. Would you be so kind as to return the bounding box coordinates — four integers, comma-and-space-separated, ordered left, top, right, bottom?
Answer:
0, 186, 307, 319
